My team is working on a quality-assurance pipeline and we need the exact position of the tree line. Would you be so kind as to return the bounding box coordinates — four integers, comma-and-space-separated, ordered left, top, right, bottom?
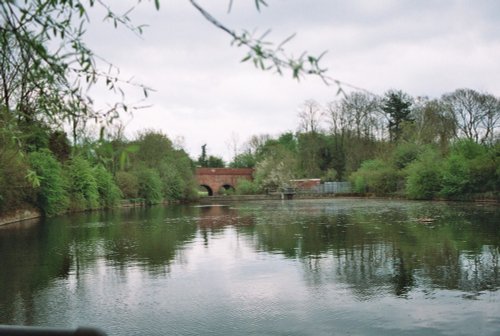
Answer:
0, 123, 199, 217
1, 87, 498, 217
227, 88, 499, 200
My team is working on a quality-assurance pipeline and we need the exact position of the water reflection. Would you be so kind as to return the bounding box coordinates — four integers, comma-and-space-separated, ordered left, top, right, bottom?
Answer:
195, 205, 255, 247
0, 199, 499, 334
232, 200, 499, 297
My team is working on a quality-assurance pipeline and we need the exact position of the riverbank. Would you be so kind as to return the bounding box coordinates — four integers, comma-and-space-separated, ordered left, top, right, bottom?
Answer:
0, 207, 41, 226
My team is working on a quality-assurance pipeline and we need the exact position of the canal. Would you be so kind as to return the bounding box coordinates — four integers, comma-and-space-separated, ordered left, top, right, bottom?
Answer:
0, 199, 499, 335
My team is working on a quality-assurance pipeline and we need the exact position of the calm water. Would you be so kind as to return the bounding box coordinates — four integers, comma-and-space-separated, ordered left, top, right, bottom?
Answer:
0, 199, 499, 335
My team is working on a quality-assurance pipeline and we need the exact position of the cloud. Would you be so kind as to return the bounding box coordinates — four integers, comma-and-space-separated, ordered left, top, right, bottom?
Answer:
82, 0, 500, 161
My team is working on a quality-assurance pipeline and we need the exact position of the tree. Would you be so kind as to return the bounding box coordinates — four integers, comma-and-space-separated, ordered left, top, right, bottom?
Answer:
327, 92, 382, 176
133, 130, 174, 168
207, 155, 225, 168
442, 88, 500, 144
226, 132, 240, 162
48, 131, 71, 162
196, 144, 224, 167
197, 144, 208, 167
0, 2, 147, 138
254, 146, 296, 191
230, 151, 256, 168
333, 92, 380, 138
381, 90, 414, 142
247, 134, 271, 155
410, 98, 456, 151
296, 132, 336, 178
298, 100, 325, 133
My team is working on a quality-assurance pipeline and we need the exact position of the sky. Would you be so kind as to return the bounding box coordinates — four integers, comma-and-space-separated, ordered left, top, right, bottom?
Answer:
84, 0, 500, 161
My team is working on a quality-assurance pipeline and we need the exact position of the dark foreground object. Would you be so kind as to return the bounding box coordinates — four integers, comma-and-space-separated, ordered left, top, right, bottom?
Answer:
0, 326, 106, 336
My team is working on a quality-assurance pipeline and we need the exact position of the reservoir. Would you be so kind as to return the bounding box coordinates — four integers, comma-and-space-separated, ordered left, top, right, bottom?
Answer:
0, 199, 499, 335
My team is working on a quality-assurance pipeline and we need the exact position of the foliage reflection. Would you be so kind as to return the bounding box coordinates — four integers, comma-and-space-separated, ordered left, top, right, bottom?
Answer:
0, 200, 498, 324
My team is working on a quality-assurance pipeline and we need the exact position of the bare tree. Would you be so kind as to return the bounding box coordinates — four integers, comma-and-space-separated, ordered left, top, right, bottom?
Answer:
326, 100, 349, 135
245, 134, 271, 154
342, 92, 379, 138
225, 132, 240, 160
327, 92, 381, 139
411, 97, 456, 150
480, 94, 500, 144
298, 99, 325, 133
442, 88, 500, 144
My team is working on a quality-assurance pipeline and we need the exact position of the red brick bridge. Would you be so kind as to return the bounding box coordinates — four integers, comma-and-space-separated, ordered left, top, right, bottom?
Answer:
195, 168, 254, 196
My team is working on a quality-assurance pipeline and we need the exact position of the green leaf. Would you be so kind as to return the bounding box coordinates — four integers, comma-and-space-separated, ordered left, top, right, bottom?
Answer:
241, 54, 252, 63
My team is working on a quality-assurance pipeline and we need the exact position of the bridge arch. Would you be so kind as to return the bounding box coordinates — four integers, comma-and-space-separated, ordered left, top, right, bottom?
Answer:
218, 183, 235, 194
199, 184, 214, 196
195, 168, 254, 196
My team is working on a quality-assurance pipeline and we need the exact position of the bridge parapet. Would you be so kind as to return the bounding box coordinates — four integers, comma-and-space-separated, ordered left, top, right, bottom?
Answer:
196, 168, 254, 175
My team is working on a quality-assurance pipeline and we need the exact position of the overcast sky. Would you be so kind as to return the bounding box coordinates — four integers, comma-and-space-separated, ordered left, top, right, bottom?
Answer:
84, 0, 500, 161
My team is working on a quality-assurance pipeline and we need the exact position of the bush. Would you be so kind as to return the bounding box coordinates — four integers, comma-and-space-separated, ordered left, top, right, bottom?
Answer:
235, 179, 260, 195
136, 168, 163, 205
405, 148, 443, 199
29, 150, 68, 216
66, 156, 99, 211
157, 160, 185, 201
0, 150, 32, 212
115, 171, 139, 199
321, 168, 338, 182
163, 168, 186, 201
392, 142, 420, 169
467, 146, 498, 194
350, 159, 399, 194
94, 165, 122, 207
438, 140, 480, 198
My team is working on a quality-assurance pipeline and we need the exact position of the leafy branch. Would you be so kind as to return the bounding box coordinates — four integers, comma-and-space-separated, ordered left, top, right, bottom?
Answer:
0, 0, 154, 132
189, 0, 329, 83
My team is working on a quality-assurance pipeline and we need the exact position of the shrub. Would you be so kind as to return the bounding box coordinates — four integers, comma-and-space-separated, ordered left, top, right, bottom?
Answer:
321, 168, 338, 182
0, 150, 32, 212
439, 154, 470, 197
94, 165, 122, 207
235, 179, 259, 195
438, 140, 479, 198
163, 168, 186, 201
156, 160, 185, 201
392, 142, 420, 169
29, 150, 68, 216
115, 171, 139, 199
467, 145, 498, 194
66, 156, 99, 211
350, 159, 399, 194
48, 131, 71, 162
405, 148, 443, 199
136, 168, 163, 205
